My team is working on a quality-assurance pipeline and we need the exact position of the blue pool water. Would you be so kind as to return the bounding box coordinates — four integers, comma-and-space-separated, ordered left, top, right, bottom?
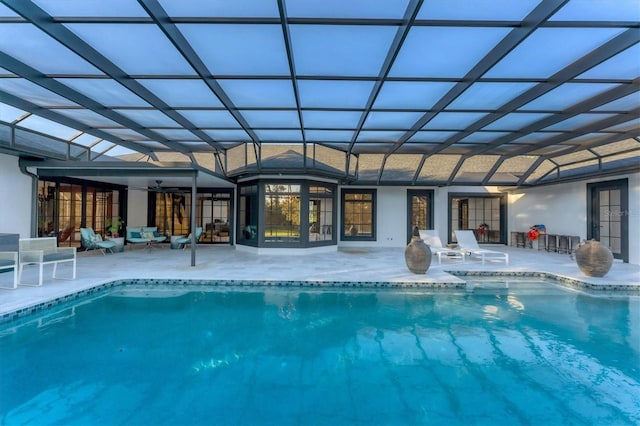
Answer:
1, 279, 639, 425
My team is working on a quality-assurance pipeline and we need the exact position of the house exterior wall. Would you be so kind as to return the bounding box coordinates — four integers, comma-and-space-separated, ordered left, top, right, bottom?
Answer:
508, 172, 639, 265
339, 180, 639, 265
509, 181, 588, 239
338, 185, 502, 249
0, 153, 32, 238
2, 149, 636, 265
630, 173, 640, 265
127, 189, 149, 228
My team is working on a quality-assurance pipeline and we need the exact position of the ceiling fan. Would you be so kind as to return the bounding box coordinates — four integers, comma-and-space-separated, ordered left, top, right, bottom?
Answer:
148, 180, 184, 193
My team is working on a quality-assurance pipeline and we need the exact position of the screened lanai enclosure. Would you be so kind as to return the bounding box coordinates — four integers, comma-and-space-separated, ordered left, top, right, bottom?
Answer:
1, 0, 638, 183
0, 0, 638, 251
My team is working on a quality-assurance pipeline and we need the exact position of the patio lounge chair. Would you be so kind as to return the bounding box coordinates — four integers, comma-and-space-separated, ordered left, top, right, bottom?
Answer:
80, 227, 116, 255
174, 227, 203, 249
454, 230, 509, 265
419, 230, 465, 264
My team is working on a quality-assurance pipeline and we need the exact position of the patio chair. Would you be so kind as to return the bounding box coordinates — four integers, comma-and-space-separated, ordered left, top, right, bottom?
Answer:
126, 226, 167, 249
174, 227, 203, 250
80, 227, 116, 255
0, 251, 18, 289
126, 226, 149, 248
418, 230, 465, 264
19, 237, 76, 286
454, 230, 509, 265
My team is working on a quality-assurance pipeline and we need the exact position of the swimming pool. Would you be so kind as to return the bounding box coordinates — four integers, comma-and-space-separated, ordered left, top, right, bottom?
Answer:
1, 278, 638, 425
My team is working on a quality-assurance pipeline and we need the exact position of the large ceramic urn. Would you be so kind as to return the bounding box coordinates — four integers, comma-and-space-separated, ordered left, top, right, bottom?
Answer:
574, 239, 613, 277
405, 228, 432, 274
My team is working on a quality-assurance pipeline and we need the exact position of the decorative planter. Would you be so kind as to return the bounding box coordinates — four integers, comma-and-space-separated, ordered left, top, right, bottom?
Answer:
575, 239, 613, 277
405, 236, 432, 274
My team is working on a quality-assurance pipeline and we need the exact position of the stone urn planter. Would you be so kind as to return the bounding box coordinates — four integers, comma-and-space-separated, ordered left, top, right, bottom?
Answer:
405, 230, 432, 274
575, 239, 613, 277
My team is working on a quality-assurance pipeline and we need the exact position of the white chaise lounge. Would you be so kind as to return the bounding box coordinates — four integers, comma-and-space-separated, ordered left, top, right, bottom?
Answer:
419, 230, 465, 264
454, 230, 509, 265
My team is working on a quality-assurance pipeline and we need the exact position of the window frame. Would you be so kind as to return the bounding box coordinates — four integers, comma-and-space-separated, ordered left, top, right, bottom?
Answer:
236, 179, 337, 248
406, 189, 434, 243
341, 188, 377, 242
237, 183, 260, 246
447, 192, 507, 244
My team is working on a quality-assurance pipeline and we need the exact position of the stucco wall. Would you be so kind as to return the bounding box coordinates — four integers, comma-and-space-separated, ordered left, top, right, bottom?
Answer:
339, 185, 501, 249
629, 173, 640, 265
339, 180, 639, 265
508, 181, 588, 239
127, 189, 149, 228
0, 153, 33, 238
4, 153, 636, 264
509, 173, 639, 265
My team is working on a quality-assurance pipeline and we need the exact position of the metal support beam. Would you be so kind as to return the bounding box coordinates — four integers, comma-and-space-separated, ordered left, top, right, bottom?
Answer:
467, 77, 640, 156
190, 172, 197, 267
481, 156, 507, 185
347, 0, 424, 159
516, 156, 547, 186
387, 0, 569, 155
3, 0, 223, 153
138, 0, 259, 151
0, 52, 190, 155
546, 130, 640, 159
277, 0, 307, 155
0, 89, 157, 158
513, 107, 640, 156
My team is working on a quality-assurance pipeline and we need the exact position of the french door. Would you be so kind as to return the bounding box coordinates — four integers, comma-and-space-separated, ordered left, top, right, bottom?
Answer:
407, 190, 434, 243
587, 179, 628, 262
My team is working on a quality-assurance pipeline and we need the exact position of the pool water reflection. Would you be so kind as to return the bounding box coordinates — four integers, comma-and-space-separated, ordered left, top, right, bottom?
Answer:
1, 280, 638, 425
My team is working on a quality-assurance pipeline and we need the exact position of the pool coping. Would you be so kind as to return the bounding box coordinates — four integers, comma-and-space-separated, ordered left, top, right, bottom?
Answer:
1, 272, 638, 325
447, 270, 640, 293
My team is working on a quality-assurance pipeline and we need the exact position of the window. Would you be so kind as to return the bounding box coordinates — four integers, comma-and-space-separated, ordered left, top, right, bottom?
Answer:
37, 181, 57, 238
449, 194, 506, 244
198, 192, 231, 244
236, 179, 337, 248
154, 192, 190, 237
37, 179, 124, 247
407, 189, 434, 243
264, 184, 301, 243
238, 184, 259, 244
309, 185, 333, 242
342, 189, 376, 241
57, 183, 83, 247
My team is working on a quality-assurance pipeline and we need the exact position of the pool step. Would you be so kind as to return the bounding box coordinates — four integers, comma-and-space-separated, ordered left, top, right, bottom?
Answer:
467, 281, 509, 292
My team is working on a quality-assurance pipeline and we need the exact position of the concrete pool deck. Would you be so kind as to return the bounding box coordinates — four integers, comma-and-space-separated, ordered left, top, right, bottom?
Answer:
1, 244, 638, 316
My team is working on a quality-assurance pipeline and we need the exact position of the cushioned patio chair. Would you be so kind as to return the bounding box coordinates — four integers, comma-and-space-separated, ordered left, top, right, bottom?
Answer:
126, 226, 149, 248
80, 227, 116, 255
174, 227, 203, 250
127, 226, 167, 249
419, 230, 465, 264
19, 237, 76, 286
0, 251, 19, 289
454, 230, 509, 265
143, 227, 167, 243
